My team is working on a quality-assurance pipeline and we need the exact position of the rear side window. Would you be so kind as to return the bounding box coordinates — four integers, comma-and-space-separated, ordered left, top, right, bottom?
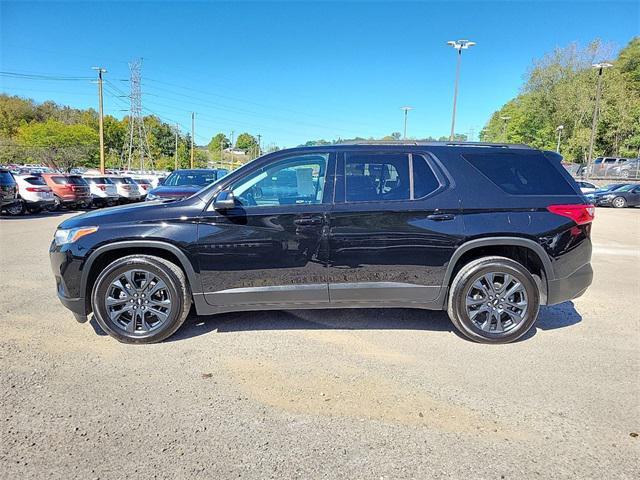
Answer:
462, 152, 576, 195
412, 155, 440, 198
24, 176, 47, 186
346, 153, 410, 202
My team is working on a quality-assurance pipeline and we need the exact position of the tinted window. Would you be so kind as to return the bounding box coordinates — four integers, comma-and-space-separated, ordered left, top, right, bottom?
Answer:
412, 155, 440, 198
68, 176, 88, 185
462, 152, 576, 195
0, 171, 15, 185
24, 176, 47, 186
231, 154, 327, 207
51, 176, 68, 185
110, 177, 135, 185
164, 171, 217, 187
85, 177, 113, 184
346, 153, 410, 202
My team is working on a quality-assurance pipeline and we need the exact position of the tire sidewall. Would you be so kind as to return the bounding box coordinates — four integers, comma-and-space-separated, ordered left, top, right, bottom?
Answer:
450, 259, 540, 344
612, 197, 626, 208
92, 257, 185, 344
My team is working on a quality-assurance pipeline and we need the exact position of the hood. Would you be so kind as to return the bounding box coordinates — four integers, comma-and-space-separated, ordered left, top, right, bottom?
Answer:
58, 195, 206, 229
149, 185, 202, 198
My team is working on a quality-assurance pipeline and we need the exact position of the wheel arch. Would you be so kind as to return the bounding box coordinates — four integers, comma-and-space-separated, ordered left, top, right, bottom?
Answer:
81, 241, 200, 314
443, 237, 554, 305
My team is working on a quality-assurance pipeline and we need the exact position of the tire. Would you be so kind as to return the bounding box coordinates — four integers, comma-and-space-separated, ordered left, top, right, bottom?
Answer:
47, 196, 61, 211
447, 256, 540, 344
5, 200, 25, 216
612, 196, 627, 208
28, 206, 42, 214
91, 255, 191, 344
620, 170, 630, 179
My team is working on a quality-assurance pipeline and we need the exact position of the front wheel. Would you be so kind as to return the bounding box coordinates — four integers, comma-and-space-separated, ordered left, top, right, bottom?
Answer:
447, 256, 540, 344
612, 196, 627, 208
91, 255, 191, 344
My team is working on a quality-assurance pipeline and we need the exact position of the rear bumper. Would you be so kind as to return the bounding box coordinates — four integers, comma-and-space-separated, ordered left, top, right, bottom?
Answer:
546, 263, 593, 305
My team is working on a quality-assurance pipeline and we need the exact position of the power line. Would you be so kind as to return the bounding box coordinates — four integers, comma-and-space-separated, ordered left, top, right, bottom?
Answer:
0, 71, 93, 81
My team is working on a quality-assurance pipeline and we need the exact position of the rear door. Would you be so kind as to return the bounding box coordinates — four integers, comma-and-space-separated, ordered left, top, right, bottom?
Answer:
327, 150, 463, 305
196, 151, 335, 308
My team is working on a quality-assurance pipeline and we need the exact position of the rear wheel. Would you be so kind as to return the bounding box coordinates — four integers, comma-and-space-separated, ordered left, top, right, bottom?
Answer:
6, 200, 25, 216
612, 196, 627, 208
47, 196, 61, 211
91, 255, 191, 344
447, 256, 540, 344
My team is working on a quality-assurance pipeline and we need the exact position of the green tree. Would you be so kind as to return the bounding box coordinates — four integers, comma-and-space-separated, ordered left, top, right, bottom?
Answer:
235, 132, 258, 152
17, 118, 99, 170
208, 132, 230, 160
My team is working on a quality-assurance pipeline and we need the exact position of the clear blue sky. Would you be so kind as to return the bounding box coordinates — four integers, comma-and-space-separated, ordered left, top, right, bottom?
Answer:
1, 1, 638, 148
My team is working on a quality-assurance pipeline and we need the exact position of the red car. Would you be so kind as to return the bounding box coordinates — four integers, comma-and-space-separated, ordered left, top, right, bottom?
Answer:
41, 174, 91, 210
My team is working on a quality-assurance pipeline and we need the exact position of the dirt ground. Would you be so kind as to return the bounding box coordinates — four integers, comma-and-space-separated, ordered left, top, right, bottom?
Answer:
1, 208, 639, 479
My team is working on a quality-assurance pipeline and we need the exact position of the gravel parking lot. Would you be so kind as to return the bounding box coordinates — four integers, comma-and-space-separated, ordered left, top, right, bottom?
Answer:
1, 208, 639, 479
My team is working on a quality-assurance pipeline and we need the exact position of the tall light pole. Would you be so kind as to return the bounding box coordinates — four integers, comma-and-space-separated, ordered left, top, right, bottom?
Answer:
556, 125, 564, 153
174, 123, 179, 171
500, 115, 511, 142
447, 39, 476, 141
400, 106, 413, 139
190, 112, 195, 169
92, 67, 107, 173
586, 62, 613, 179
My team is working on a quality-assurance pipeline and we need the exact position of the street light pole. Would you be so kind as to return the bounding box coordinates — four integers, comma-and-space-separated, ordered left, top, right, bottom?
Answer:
400, 106, 413, 139
556, 125, 564, 153
447, 39, 475, 141
92, 67, 107, 174
586, 62, 613, 179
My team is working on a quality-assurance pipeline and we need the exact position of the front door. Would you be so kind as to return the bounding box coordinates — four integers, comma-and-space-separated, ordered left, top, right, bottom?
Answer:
327, 150, 463, 305
196, 152, 335, 308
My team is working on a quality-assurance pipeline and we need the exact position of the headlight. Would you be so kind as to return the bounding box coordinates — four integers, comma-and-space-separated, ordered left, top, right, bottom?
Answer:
146, 193, 158, 201
54, 226, 99, 246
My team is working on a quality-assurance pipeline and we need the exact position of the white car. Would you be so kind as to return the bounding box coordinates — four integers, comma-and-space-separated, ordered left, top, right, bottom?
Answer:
6, 174, 56, 215
576, 181, 598, 194
106, 175, 143, 203
83, 175, 120, 207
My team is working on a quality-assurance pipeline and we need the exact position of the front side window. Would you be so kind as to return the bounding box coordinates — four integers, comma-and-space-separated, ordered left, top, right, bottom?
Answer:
231, 154, 328, 207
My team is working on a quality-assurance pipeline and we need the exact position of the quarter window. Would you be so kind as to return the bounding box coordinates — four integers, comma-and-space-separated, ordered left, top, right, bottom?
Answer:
231, 154, 328, 207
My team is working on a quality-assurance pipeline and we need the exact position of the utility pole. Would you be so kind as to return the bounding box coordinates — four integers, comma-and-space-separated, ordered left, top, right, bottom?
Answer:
257, 134, 262, 156
92, 67, 107, 173
556, 125, 564, 153
190, 112, 195, 169
400, 106, 413, 139
174, 123, 179, 170
586, 62, 613, 179
500, 116, 511, 142
447, 40, 476, 141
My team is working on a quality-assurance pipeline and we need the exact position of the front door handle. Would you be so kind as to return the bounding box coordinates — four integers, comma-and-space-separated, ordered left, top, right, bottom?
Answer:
427, 213, 455, 221
294, 217, 323, 226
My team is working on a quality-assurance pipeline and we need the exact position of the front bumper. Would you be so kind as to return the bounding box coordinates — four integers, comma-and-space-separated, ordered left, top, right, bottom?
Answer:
546, 263, 593, 305
50, 243, 89, 318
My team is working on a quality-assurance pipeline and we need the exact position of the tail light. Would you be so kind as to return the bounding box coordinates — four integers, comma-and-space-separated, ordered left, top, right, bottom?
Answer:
97, 185, 107, 191
26, 187, 51, 193
122, 185, 131, 190
547, 204, 595, 225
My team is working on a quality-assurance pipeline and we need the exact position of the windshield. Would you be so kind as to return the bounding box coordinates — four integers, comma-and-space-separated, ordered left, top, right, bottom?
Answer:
164, 171, 218, 187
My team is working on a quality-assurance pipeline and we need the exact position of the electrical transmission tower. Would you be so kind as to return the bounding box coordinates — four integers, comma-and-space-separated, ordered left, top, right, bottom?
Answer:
124, 58, 153, 171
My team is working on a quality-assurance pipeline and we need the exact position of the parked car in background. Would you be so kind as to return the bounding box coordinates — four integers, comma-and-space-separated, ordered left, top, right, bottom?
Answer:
612, 158, 640, 178
584, 183, 630, 204
6, 174, 55, 215
41, 173, 91, 210
0, 168, 19, 212
106, 175, 143, 204
589, 157, 628, 177
51, 143, 593, 345
83, 176, 119, 208
145, 168, 228, 201
576, 181, 598, 194
593, 183, 640, 208
131, 177, 152, 199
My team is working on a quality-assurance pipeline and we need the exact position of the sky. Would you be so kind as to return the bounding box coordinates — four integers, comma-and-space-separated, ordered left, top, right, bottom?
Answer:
1, 0, 638, 148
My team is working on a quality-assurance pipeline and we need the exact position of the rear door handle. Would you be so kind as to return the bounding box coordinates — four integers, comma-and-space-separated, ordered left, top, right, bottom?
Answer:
294, 217, 323, 226
427, 213, 455, 221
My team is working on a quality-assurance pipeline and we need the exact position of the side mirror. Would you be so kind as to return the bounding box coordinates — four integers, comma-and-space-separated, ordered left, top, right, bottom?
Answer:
214, 190, 236, 210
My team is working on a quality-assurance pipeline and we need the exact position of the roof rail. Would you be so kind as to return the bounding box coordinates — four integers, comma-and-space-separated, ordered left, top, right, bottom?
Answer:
336, 140, 533, 149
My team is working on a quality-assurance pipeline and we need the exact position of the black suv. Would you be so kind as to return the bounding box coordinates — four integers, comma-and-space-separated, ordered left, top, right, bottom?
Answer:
0, 168, 18, 210
50, 143, 594, 344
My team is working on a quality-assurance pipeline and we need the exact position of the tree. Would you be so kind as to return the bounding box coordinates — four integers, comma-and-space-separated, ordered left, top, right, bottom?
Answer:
208, 133, 230, 160
235, 132, 258, 152
17, 118, 99, 170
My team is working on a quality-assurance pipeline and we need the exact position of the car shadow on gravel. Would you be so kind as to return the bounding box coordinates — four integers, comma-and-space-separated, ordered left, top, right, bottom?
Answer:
159, 301, 582, 343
